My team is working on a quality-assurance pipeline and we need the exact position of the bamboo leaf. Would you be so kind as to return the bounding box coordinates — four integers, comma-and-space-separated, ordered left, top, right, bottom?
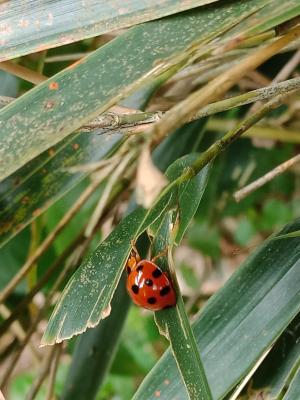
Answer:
60, 111, 207, 399
0, 131, 121, 247
133, 219, 300, 399
153, 212, 212, 400
0, 0, 219, 62
0, 0, 269, 181
283, 366, 300, 400
167, 154, 210, 245
61, 279, 130, 400
41, 148, 210, 345
250, 315, 300, 398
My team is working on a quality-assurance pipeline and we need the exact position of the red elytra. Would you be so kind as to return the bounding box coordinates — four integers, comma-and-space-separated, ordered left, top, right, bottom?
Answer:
126, 250, 176, 311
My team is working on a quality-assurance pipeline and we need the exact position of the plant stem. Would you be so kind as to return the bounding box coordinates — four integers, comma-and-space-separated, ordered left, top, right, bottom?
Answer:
2, 77, 300, 134
46, 343, 63, 400
26, 346, 57, 400
0, 61, 46, 84
150, 25, 300, 145
234, 153, 300, 202
206, 118, 300, 143
160, 87, 300, 197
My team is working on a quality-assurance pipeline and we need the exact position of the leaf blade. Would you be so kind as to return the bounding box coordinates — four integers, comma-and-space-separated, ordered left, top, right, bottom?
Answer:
0, 0, 219, 61
0, 0, 269, 181
133, 219, 300, 399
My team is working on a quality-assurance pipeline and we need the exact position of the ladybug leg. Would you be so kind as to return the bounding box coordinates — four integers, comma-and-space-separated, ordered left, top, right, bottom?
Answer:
151, 247, 168, 263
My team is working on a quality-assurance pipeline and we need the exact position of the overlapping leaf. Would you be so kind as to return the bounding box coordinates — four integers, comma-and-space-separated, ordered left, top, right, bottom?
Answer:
0, 0, 270, 181
0, 0, 219, 61
133, 219, 300, 399
42, 154, 210, 345
0, 131, 121, 247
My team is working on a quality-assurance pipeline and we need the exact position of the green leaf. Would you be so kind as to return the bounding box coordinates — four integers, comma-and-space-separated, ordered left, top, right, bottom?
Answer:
41, 194, 172, 345
42, 146, 211, 345
149, 153, 210, 240
272, 230, 300, 240
0, 0, 220, 62
153, 212, 212, 400
133, 218, 300, 399
0, 131, 121, 247
283, 366, 300, 400
250, 315, 300, 398
166, 154, 210, 245
61, 278, 130, 400
0, 0, 269, 181
243, 1, 300, 37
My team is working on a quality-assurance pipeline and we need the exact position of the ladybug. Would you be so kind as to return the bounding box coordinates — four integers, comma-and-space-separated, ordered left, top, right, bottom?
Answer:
126, 247, 176, 311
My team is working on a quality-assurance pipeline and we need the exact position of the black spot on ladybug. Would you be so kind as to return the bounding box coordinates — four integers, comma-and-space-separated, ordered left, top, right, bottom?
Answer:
126, 266, 131, 275
152, 268, 162, 278
160, 286, 170, 296
147, 297, 157, 304
145, 279, 153, 286
131, 284, 139, 294
137, 265, 143, 272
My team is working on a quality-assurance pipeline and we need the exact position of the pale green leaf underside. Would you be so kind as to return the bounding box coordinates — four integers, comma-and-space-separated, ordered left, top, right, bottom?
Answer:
0, 0, 219, 61
133, 219, 300, 400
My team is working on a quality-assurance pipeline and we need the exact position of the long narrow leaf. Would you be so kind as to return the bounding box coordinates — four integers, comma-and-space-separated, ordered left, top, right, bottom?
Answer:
283, 367, 300, 400
0, 131, 121, 247
133, 219, 300, 399
0, 0, 219, 61
0, 0, 269, 181
153, 212, 212, 400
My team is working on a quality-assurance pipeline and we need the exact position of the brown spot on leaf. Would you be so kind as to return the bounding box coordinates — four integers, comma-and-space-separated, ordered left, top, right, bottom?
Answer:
154, 391, 161, 397
48, 81, 59, 90
72, 143, 79, 150
164, 379, 170, 385
48, 148, 55, 156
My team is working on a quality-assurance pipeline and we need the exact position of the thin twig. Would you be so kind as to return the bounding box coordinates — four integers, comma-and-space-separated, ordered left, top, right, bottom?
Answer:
0, 163, 116, 304
206, 118, 300, 143
247, 48, 300, 115
157, 88, 300, 199
0, 231, 86, 338
234, 154, 300, 202
0, 169, 132, 341
26, 346, 57, 400
0, 304, 40, 362
1, 78, 300, 134
85, 151, 136, 237
0, 61, 46, 84
0, 248, 79, 388
273, 48, 300, 83
149, 25, 300, 145
46, 343, 63, 400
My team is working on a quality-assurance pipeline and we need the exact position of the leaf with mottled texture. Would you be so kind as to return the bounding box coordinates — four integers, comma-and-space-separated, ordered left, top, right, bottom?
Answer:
0, 0, 219, 61
0, 0, 269, 181
0, 131, 121, 247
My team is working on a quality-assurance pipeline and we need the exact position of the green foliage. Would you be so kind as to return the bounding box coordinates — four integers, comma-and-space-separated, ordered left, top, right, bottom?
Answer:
134, 219, 300, 399
1, 1, 300, 400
